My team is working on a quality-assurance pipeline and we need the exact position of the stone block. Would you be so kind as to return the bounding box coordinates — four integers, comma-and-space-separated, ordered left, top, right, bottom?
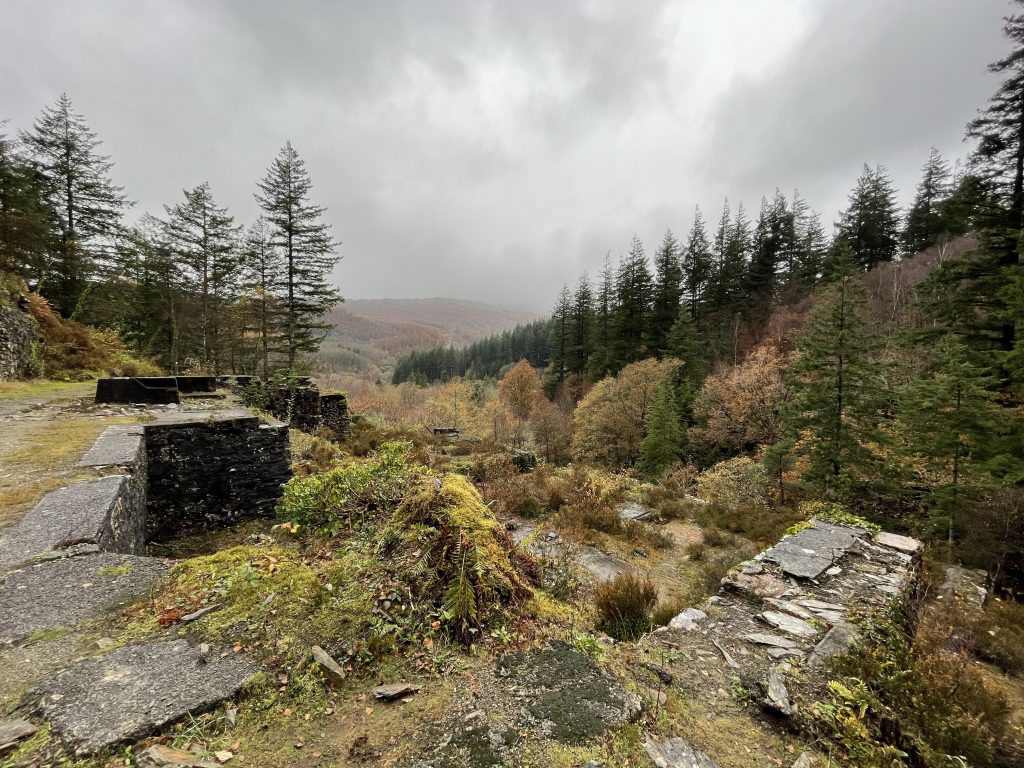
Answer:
95, 377, 179, 405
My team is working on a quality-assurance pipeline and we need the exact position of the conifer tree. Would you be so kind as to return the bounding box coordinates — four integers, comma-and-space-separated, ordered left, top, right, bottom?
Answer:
256, 141, 341, 371
240, 217, 284, 379
611, 236, 653, 370
650, 230, 683, 355
164, 182, 240, 372
683, 208, 713, 323
665, 306, 705, 386
568, 273, 593, 374
0, 126, 54, 282
748, 190, 794, 318
639, 376, 685, 479
21, 94, 129, 316
548, 284, 573, 389
901, 147, 953, 255
783, 267, 883, 499
835, 164, 901, 271
899, 334, 998, 545
792, 193, 827, 292
586, 253, 616, 380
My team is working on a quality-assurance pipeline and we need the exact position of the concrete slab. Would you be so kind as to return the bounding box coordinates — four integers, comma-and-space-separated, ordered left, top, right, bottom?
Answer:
78, 425, 144, 468
29, 639, 256, 754
0, 476, 129, 569
0, 553, 169, 644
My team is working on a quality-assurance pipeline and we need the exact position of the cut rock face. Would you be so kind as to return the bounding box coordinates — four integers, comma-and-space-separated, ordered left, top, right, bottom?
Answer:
28, 640, 255, 754
0, 552, 169, 644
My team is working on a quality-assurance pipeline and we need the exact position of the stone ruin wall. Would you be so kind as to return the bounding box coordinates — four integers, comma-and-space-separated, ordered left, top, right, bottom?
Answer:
0, 301, 36, 381
240, 379, 351, 438
145, 411, 291, 540
0, 409, 291, 575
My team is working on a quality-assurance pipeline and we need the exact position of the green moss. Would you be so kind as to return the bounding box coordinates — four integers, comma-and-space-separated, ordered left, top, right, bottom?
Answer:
25, 626, 72, 644
393, 473, 534, 637
96, 563, 132, 577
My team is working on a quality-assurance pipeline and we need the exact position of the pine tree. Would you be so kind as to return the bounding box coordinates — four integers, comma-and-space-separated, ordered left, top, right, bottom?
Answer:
240, 217, 284, 379
793, 194, 827, 292
164, 182, 240, 372
568, 273, 593, 374
783, 269, 884, 499
638, 376, 685, 480
748, 190, 794, 318
256, 142, 341, 371
901, 147, 953, 255
611, 236, 653, 370
650, 230, 683, 355
683, 208, 713, 323
0, 126, 54, 282
835, 164, 901, 271
547, 284, 573, 389
20, 93, 129, 316
899, 334, 998, 545
586, 253, 616, 380
665, 306, 705, 386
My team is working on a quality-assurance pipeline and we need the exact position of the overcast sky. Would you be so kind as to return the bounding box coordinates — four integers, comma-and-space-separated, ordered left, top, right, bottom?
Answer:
1, 0, 1011, 311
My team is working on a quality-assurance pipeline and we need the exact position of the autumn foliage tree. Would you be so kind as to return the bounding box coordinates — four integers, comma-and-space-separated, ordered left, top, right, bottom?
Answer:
572, 358, 678, 468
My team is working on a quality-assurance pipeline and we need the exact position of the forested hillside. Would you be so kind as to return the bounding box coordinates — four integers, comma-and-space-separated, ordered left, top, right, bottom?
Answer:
319, 298, 540, 380
382, 13, 1024, 595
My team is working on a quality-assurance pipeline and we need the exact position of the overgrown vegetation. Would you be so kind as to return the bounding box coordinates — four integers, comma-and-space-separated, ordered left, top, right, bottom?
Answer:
592, 572, 658, 641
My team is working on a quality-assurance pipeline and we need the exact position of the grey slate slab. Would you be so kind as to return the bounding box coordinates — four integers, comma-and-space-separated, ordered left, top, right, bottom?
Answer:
29, 639, 256, 754
643, 736, 721, 767
0, 553, 169, 644
77, 425, 144, 468
0, 476, 127, 570
762, 519, 866, 579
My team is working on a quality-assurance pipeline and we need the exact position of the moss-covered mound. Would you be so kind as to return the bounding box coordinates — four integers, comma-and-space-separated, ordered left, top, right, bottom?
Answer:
390, 473, 536, 638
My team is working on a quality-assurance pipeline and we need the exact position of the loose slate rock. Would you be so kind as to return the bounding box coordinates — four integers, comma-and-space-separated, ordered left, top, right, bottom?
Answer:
372, 682, 421, 701
137, 744, 220, 768
757, 611, 818, 639
668, 608, 707, 631
808, 622, 860, 669
28, 639, 255, 754
0, 553, 170, 644
874, 531, 923, 555
312, 645, 347, 688
643, 735, 721, 768
764, 669, 792, 716
0, 719, 38, 753
744, 633, 799, 649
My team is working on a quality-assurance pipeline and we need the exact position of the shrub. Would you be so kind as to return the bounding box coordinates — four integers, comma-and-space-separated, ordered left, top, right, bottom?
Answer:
696, 456, 770, 510
809, 607, 1011, 768
593, 572, 658, 641
289, 430, 342, 476
277, 441, 412, 534
974, 598, 1024, 675
684, 541, 706, 561
623, 520, 673, 550
798, 499, 880, 533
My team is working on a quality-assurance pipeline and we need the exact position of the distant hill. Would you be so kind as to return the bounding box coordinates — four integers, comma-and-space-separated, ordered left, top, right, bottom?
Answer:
318, 298, 542, 380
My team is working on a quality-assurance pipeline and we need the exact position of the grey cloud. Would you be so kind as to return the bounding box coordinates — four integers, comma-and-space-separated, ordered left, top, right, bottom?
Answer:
0, 0, 1011, 311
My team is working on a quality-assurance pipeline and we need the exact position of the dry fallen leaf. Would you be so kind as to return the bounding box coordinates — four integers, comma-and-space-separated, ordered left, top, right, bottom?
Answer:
214, 750, 234, 763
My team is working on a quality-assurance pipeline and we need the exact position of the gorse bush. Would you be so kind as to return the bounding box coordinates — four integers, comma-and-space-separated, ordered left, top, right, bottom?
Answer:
593, 571, 658, 640
277, 441, 413, 534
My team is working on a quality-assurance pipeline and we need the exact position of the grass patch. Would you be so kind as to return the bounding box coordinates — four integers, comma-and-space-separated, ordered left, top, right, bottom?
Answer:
593, 572, 658, 641
0, 379, 95, 401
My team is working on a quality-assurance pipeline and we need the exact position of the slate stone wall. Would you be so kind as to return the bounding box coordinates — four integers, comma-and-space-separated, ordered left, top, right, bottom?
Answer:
0, 302, 36, 381
144, 415, 291, 539
241, 381, 351, 439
